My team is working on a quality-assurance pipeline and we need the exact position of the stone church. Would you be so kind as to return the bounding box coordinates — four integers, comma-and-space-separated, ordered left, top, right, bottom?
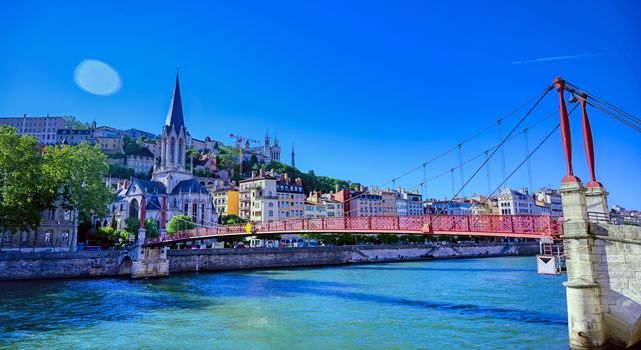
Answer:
110, 73, 215, 233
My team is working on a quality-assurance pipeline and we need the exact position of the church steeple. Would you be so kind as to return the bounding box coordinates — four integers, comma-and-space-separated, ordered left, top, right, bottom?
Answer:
157, 71, 188, 175
165, 71, 185, 131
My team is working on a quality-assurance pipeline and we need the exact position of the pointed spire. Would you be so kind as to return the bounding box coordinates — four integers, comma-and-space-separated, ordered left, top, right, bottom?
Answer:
165, 70, 185, 130
291, 143, 296, 168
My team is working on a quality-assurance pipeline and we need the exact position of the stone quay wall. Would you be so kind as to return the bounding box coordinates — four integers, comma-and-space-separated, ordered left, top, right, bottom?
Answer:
0, 251, 121, 280
167, 242, 539, 273
0, 242, 539, 281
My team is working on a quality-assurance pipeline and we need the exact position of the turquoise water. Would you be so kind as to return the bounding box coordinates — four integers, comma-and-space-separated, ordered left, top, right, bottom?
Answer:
0, 256, 568, 349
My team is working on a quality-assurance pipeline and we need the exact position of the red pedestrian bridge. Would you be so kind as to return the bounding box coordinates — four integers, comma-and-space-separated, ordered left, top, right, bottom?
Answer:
144, 214, 563, 247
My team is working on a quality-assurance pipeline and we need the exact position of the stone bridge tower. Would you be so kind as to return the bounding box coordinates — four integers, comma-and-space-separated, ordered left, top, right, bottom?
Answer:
555, 78, 641, 349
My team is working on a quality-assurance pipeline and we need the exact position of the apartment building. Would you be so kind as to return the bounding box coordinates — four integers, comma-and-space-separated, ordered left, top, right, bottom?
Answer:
0, 115, 65, 145
304, 201, 327, 218
397, 189, 423, 216
498, 187, 537, 215
307, 190, 344, 218
125, 154, 155, 175
239, 170, 278, 222
95, 135, 123, 154
213, 187, 239, 217
277, 173, 304, 219
56, 129, 95, 145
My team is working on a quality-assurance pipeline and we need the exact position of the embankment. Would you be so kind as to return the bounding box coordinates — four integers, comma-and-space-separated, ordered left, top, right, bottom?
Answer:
0, 242, 539, 280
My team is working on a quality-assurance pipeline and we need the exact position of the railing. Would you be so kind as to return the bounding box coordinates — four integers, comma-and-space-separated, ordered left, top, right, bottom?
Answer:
144, 214, 564, 246
588, 211, 641, 226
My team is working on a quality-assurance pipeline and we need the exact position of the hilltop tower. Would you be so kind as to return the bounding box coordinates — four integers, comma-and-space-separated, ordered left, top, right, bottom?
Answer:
291, 143, 296, 168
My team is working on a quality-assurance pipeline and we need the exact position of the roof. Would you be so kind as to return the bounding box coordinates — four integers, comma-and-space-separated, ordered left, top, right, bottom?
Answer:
164, 73, 185, 131
56, 129, 91, 135
239, 174, 276, 183
171, 179, 209, 195
132, 178, 167, 195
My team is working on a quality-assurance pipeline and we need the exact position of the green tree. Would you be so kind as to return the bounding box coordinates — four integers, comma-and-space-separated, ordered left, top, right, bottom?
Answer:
166, 214, 195, 235
0, 126, 56, 233
42, 143, 113, 222
108, 164, 135, 179
64, 115, 90, 130
97, 226, 130, 248
218, 214, 246, 225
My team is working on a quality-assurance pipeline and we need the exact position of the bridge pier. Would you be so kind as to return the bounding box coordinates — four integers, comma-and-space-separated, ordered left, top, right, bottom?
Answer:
561, 180, 607, 349
130, 228, 169, 279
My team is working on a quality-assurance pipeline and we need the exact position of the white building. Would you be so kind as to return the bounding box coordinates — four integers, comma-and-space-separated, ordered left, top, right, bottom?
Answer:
534, 188, 563, 216
239, 169, 278, 222
498, 187, 537, 215
397, 189, 423, 216
0, 114, 66, 145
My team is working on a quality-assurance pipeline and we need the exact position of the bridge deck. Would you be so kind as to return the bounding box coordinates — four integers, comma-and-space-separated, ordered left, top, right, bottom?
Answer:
145, 214, 563, 247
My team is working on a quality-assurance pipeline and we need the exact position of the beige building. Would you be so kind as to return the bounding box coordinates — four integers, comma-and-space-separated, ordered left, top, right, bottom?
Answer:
304, 201, 327, 218
307, 191, 344, 218
1, 206, 77, 252
0, 115, 65, 145
239, 170, 278, 222
350, 192, 383, 217
95, 135, 123, 154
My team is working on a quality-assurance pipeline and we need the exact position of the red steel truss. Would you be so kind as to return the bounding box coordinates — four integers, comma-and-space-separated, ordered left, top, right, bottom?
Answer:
144, 214, 563, 246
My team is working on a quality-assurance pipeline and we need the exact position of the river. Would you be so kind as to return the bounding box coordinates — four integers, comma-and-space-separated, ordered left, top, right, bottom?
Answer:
0, 256, 568, 349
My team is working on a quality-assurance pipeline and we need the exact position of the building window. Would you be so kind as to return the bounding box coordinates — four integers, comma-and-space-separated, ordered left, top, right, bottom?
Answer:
2, 232, 12, 246
18, 232, 29, 247
44, 230, 53, 245
61, 231, 69, 243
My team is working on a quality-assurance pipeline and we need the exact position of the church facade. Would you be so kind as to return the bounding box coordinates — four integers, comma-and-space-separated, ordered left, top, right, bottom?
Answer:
110, 74, 215, 232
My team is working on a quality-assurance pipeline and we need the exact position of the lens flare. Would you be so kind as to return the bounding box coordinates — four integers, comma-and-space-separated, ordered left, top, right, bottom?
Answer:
74, 59, 121, 95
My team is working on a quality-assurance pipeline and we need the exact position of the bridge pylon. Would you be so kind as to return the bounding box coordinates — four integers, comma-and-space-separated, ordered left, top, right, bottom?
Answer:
131, 228, 169, 278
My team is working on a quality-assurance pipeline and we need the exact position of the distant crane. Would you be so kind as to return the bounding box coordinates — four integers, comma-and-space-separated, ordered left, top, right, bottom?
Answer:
229, 133, 260, 175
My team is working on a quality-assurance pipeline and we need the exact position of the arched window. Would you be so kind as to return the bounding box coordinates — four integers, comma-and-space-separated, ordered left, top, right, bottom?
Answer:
178, 139, 183, 166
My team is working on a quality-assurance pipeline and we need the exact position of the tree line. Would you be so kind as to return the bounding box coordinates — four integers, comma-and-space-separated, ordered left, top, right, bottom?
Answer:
0, 126, 113, 233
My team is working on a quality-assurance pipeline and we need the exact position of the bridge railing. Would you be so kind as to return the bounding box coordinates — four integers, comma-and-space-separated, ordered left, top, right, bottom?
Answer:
144, 214, 563, 246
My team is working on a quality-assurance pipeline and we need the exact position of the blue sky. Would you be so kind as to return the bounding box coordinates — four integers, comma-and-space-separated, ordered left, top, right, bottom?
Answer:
1, 1, 640, 208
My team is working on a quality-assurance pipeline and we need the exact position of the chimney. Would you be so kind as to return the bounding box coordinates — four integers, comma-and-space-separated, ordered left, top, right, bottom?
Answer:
283, 173, 289, 182
295, 177, 302, 185
251, 170, 257, 178
335, 184, 340, 193
259, 168, 265, 177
